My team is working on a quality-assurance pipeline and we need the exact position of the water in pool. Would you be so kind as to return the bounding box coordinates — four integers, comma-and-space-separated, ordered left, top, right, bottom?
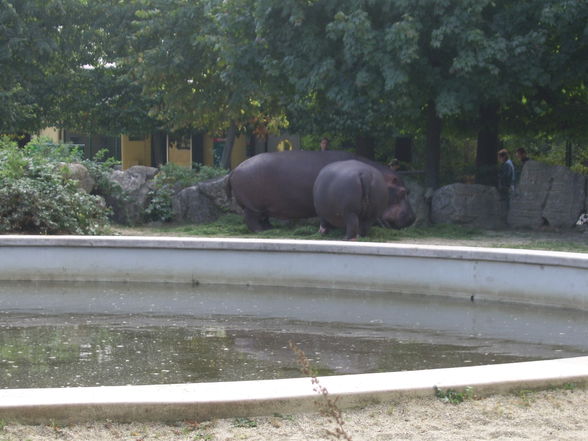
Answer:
1, 281, 587, 389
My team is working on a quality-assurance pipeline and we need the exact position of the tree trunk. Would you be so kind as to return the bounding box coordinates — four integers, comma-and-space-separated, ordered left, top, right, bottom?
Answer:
220, 121, 237, 170
475, 103, 500, 185
425, 102, 442, 189
356, 135, 375, 159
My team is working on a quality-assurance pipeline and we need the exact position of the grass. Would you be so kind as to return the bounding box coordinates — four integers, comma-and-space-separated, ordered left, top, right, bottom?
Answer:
111, 213, 588, 253
116, 213, 483, 242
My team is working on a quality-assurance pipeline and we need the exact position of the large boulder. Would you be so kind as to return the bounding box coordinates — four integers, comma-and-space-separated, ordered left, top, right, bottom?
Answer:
431, 183, 506, 229
64, 163, 94, 193
508, 160, 586, 229
105, 165, 158, 225
172, 174, 241, 224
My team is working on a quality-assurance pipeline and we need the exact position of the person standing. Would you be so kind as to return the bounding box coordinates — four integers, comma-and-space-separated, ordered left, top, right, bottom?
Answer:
516, 148, 530, 165
319, 137, 330, 151
498, 149, 515, 209
514, 147, 529, 186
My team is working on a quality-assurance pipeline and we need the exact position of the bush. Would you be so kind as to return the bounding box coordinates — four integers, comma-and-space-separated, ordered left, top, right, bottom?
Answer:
0, 137, 111, 235
81, 148, 125, 199
145, 162, 227, 222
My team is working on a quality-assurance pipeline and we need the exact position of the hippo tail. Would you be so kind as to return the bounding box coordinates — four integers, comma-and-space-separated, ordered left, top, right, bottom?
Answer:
225, 172, 233, 200
359, 171, 371, 213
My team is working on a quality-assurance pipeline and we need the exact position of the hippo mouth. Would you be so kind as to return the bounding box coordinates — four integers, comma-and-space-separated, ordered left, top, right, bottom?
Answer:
377, 214, 415, 229
377, 218, 391, 228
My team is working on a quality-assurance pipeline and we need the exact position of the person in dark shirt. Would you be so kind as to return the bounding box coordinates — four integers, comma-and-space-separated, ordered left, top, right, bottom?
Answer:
516, 148, 529, 165
498, 149, 515, 209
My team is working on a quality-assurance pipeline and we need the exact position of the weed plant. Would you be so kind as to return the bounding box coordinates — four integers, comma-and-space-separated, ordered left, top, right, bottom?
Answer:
289, 341, 352, 441
434, 386, 476, 404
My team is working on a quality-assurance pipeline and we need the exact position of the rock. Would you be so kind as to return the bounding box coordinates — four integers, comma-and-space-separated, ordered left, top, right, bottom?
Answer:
105, 165, 158, 225
64, 163, 95, 193
508, 160, 586, 229
172, 186, 223, 224
431, 183, 506, 229
403, 177, 429, 226
172, 174, 241, 224
198, 175, 242, 214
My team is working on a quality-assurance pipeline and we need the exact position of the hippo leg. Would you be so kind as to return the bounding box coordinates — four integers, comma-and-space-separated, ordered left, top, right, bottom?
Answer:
359, 221, 372, 237
344, 212, 360, 240
318, 218, 330, 235
244, 208, 272, 232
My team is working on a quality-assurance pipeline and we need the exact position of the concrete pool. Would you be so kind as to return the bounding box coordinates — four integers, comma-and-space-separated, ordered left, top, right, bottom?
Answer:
0, 235, 587, 423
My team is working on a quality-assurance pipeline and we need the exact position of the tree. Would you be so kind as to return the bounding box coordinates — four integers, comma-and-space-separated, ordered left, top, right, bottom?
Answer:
254, 0, 588, 187
1, 0, 157, 139
502, 1, 588, 141
254, 1, 405, 159
131, 0, 275, 168
44, 0, 160, 137
0, 0, 72, 134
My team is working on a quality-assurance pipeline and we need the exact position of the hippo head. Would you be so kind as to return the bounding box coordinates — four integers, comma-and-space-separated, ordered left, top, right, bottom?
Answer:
380, 173, 416, 229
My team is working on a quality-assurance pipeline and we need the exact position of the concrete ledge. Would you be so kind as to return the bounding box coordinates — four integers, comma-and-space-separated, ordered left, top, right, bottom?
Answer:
1, 235, 587, 309
1, 236, 587, 423
1, 357, 587, 424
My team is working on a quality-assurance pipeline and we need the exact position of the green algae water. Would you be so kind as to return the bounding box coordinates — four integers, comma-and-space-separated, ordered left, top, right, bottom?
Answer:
1, 281, 587, 389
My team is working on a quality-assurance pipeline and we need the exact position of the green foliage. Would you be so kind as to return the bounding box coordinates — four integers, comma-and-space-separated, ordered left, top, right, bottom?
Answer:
3, 0, 587, 181
232, 417, 257, 428
24, 137, 83, 163
0, 0, 71, 133
0, 137, 110, 235
81, 149, 126, 206
435, 386, 476, 404
145, 163, 227, 222
131, 0, 271, 135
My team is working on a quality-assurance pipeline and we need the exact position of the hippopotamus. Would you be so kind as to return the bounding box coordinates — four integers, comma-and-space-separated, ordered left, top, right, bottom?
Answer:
313, 160, 388, 240
226, 150, 415, 232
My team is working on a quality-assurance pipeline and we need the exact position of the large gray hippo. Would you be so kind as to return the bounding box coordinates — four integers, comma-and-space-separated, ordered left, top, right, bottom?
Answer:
227, 150, 415, 232
313, 160, 388, 240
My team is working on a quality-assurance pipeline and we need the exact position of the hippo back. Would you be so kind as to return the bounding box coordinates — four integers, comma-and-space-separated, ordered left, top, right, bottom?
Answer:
228, 150, 354, 219
313, 159, 389, 228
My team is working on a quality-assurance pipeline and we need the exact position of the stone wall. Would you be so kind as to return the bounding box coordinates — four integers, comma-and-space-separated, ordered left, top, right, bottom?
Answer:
508, 160, 586, 229
428, 160, 587, 230
431, 183, 506, 229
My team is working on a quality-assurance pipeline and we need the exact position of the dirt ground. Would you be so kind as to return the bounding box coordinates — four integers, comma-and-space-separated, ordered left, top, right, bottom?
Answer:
3, 387, 588, 440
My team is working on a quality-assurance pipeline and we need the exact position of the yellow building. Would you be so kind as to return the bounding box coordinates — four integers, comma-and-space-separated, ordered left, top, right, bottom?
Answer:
38, 128, 301, 170
39, 128, 250, 170
121, 132, 250, 170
